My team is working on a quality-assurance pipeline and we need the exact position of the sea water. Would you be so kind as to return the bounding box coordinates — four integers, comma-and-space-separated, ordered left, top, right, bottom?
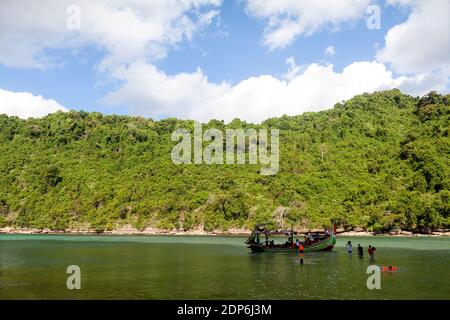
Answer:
0, 234, 449, 299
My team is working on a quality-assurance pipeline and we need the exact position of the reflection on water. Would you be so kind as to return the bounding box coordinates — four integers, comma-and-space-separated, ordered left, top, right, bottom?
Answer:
0, 235, 449, 299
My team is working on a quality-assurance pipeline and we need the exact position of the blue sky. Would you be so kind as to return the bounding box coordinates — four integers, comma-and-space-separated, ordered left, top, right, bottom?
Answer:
0, 0, 448, 122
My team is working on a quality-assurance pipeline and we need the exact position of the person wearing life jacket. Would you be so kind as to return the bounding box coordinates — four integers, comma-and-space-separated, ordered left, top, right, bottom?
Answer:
382, 265, 398, 272
298, 243, 305, 265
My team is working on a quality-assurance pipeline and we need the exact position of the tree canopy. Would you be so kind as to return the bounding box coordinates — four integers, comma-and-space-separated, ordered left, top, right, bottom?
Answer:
0, 89, 448, 232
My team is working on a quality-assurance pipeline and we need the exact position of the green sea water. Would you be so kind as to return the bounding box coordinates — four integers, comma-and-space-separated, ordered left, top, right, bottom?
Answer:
0, 234, 449, 299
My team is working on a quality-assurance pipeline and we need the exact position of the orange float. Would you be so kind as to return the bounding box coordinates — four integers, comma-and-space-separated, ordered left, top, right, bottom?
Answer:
382, 266, 398, 272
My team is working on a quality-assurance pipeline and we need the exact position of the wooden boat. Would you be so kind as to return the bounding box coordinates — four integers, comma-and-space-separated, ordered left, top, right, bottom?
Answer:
245, 224, 336, 253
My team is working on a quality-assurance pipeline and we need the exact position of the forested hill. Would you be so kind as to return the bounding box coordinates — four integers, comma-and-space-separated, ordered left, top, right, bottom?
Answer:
0, 89, 449, 233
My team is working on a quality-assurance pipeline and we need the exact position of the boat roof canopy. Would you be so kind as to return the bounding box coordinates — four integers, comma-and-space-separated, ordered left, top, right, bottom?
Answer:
252, 224, 328, 236
253, 229, 296, 235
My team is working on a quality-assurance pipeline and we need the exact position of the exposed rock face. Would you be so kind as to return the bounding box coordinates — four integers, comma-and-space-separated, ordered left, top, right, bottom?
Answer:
389, 229, 402, 235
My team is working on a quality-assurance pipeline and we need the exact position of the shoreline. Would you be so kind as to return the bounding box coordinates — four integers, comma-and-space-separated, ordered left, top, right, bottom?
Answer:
0, 226, 449, 237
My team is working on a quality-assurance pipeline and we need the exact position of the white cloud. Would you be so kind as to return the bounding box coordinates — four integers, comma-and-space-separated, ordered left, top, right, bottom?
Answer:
282, 56, 303, 81
103, 61, 228, 118
104, 60, 446, 123
0, 0, 221, 70
324, 46, 337, 56
377, 0, 450, 74
244, 0, 370, 49
1, 0, 448, 124
198, 9, 220, 26
0, 88, 68, 119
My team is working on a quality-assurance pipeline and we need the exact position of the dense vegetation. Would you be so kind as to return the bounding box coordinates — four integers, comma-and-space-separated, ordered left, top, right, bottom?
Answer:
0, 90, 448, 232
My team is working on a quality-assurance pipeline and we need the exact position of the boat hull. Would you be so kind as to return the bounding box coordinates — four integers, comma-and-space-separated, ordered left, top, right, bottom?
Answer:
248, 234, 336, 253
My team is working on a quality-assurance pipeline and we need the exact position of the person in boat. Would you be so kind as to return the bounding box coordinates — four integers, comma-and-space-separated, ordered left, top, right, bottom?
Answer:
357, 244, 363, 257
368, 245, 376, 262
295, 238, 300, 248
285, 234, 294, 248
265, 233, 269, 246
346, 241, 353, 253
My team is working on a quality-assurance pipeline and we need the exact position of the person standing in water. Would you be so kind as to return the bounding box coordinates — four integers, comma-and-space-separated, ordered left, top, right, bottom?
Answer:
368, 245, 376, 263
346, 241, 353, 253
299, 243, 305, 265
357, 244, 363, 257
